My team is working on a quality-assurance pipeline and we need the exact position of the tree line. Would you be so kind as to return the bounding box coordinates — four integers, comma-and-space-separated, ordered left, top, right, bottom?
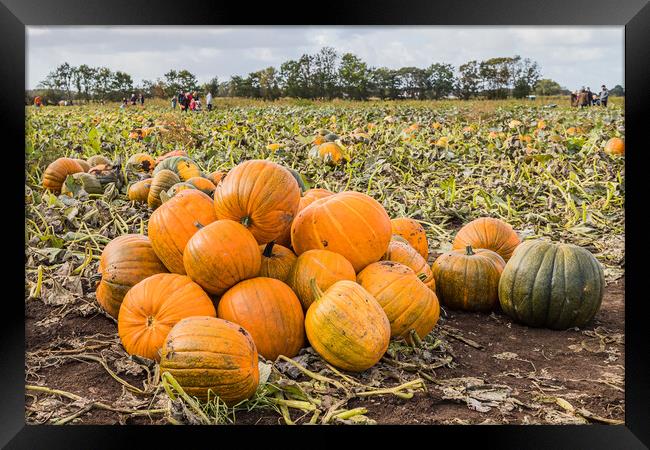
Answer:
30, 47, 624, 103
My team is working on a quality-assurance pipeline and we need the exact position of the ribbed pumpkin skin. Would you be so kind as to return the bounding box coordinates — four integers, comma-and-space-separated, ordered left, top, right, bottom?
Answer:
167, 182, 196, 198
187, 177, 216, 196
276, 188, 334, 247
214, 159, 301, 245
452, 217, 521, 262
148, 190, 217, 274
155, 150, 188, 166
431, 247, 506, 312
218, 278, 305, 360
147, 169, 180, 209
126, 153, 155, 173
287, 249, 356, 311
160, 316, 259, 405
183, 220, 261, 295
127, 179, 153, 203
153, 156, 202, 181
118, 274, 216, 361
291, 191, 392, 272
259, 242, 296, 283
72, 158, 91, 172
96, 234, 168, 318
357, 262, 440, 341
305, 280, 390, 372
604, 137, 624, 156
498, 240, 605, 329
316, 142, 343, 164
382, 239, 435, 291
42, 158, 85, 193
391, 218, 429, 260
206, 171, 226, 186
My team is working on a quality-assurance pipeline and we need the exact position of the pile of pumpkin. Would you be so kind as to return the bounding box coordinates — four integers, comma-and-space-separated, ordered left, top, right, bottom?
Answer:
42, 156, 605, 407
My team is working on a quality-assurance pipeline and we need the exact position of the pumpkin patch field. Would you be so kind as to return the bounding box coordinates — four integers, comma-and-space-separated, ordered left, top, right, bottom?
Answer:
25, 99, 625, 425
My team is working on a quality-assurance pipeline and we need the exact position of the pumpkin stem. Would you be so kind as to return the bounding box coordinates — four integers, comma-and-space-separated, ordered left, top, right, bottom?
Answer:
194, 221, 204, 229
263, 241, 276, 258
465, 245, 475, 256
241, 216, 251, 227
417, 272, 428, 282
309, 278, 324, 302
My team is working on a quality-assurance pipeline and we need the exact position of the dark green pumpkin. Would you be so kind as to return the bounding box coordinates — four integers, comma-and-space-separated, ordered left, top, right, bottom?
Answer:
286, 167, 307, 194
431, 245, 505, 312
498, 240, 605, 329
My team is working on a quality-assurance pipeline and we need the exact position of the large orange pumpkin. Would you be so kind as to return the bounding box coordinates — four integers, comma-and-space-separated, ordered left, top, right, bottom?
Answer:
357, 261, 440, 342
276, 188, 334, 247
259, 242, 296, 283
160, 316, 259, 405
42, 158, 85, 193
286, 249, 356, 311
604, 137, 624, 156
390, 218, 429, 260
452, 217, 521, 262
213, 159, 301, 245
291, 191, 392, 272
96, 234, 168, 318
147, 169, 180, 210
183, 220, 261, 295
431, 245, 506, 312
314, 142, 344, 164
382, 238, 435, 290
127, 179, 153, 203
148, 189, 217, 274
117, 273, 216, 361
305, 280, 390, 372
218, 277, 305, 360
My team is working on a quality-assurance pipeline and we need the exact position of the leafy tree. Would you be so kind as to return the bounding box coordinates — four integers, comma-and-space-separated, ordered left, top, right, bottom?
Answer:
370, 67, 400, 99
111, 71, 134, 100
258, 67, 280, 100
202, 76, 220, 96
456, 60, 481, 99
479, 57, 513, 99
513, 78, 532, 98
73, 64, 97, 102
312, 47, 339, 99
427, 63, 455, 99
163, 69, 199, 97
339, 53, 370, 100
40, 63, 75, 101
609, 85, 624, 96
534, 79, 563, 96
397, 67, 429, 99
279, 59, 303, 98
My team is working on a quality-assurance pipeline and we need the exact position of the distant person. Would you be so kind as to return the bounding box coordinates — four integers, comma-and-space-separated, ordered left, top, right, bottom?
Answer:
206, 91, 213, 111
120, 98, 127, 109
139, 93, 145, 106
177, 92, 185, 110
130, 93, 137, 105
600, 85, 609, 107
33, 96, 42, 108
570, 91, 578, 107
578, 89, 589, 108
189, 97, 197, 111
171, 95, 177, 109
585, 87, 593, 106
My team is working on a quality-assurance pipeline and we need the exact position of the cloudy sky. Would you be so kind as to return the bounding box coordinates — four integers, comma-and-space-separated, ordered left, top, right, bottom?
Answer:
26, 26, 624, 91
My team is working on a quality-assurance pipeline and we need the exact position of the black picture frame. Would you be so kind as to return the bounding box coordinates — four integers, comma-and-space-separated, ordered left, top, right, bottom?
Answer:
4, 0, 649, 447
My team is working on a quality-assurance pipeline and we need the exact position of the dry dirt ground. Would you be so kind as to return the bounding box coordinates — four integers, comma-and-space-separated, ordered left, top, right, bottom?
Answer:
25, 268, 624, 425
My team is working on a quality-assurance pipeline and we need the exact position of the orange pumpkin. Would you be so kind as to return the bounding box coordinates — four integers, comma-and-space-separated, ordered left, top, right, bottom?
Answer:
72, 158, 91, 172
147, 169, 180, 210
186, 177, 216, 195
315, 142, 344, 164
155, 150, 188, 166
218, 277, 305, 360
127, 179, 153, 203
390, 218, 429, 260
126, 153, 155, 173
276, 188, 334, 247
214, 159, 301, 244
431, 246, 506, 312
148, 189, 218, 274
118, 273, 216, 361
159, 316, 259, 404
154, 156, 202, 181
42, 158, 85, 193
291, 191, 392, 272
206, 170, 227, 186
382, 239, 435, 290
183, 220, 261, 295
305, 280, 390, 372
287, 249, 356, 311
259, 242, 296, 283
452, 217, 521, 262
96, 234, 168, 318
604, 137, 625, 156
357, 261, 440, 342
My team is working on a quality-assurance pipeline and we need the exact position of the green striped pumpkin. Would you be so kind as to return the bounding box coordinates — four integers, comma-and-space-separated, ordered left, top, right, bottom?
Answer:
498, 240, 605, 329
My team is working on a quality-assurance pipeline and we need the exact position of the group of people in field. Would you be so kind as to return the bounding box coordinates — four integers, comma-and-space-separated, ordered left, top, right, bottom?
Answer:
171, 91, 213, 112
120, 93, 146, 109
571, 85, 609, 108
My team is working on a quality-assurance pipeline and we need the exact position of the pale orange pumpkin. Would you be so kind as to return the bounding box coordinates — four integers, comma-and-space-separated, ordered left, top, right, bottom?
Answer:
452, 217, 521, 262
42, 158, 85, 193
390, 218, 429, 260
259, 242, 296, 283
604, 137, 625, 156
382, 238, 435, 290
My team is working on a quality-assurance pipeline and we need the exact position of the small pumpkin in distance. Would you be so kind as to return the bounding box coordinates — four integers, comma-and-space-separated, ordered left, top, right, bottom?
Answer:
118, 273, 216, 361
42, 158, 85, 193
452, 217, 521, 262
148, 189, 218, 274
287, 249, 356, 311
160, 316, 259, 405
358, 261, 440, 342
305, 280, 391, 372
126, 152, 155, 173
214, 159, 301, 245
498, 240, 605, 329
313, 142, 345, 165
604, 137, 624, 156
259, 241, 296, 283
183, 219, 262, 295
147, 169, 180, 210
390, 218, 429, 260
218, 277, 305, 360
431, 245, 506, 312
127, 178, 153, 203
96, 234, 168, 318
291, 191, 392, 273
